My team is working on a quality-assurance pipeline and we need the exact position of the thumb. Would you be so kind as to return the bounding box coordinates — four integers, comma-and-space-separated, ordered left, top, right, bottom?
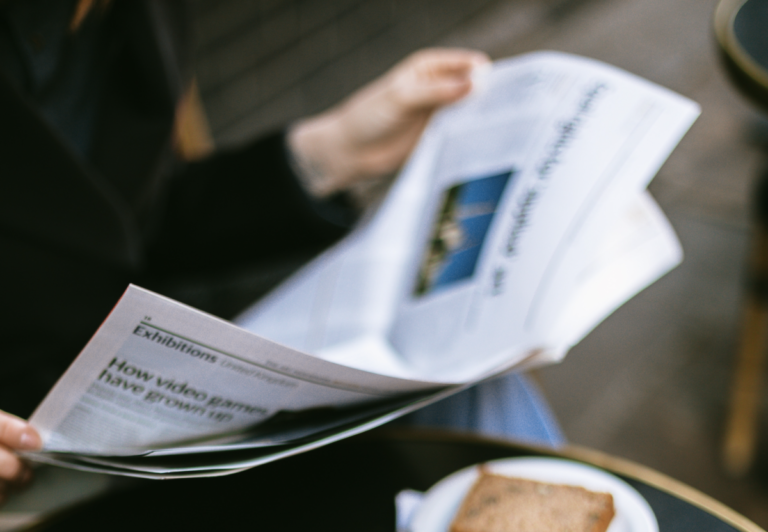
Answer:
0, 411, 41, 451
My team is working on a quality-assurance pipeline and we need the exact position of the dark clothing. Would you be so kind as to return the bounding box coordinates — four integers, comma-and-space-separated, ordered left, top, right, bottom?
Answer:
0, 0, 353, 417
0, 0, 113, 159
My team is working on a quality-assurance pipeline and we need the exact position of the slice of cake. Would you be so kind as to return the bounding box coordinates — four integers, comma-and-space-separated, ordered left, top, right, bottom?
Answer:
450, 472, 615, 532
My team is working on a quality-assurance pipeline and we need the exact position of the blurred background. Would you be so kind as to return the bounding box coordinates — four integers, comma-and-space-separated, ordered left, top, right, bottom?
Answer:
189, 0, 768, 526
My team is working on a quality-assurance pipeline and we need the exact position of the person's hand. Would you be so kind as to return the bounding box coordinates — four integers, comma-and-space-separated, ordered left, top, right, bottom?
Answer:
0, 410, 41, 505
288, 48, 490, 197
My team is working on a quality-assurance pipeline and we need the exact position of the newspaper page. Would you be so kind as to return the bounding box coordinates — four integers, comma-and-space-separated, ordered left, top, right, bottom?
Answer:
26, 372, 499, 478
238, 52, 699, 382
28, 286, 447, 458
25, 52, 698, 478
513, 190, 683, 371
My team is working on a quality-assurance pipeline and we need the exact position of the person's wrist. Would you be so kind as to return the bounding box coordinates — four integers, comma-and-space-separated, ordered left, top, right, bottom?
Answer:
287, 112, 356, 198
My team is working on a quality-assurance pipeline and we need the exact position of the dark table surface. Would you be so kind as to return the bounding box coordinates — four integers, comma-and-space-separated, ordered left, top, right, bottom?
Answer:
716, 0, 768, 110
42, 428, 764, 531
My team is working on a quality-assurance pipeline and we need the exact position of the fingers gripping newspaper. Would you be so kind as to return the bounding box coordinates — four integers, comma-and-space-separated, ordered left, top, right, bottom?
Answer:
26, 52, 699, 479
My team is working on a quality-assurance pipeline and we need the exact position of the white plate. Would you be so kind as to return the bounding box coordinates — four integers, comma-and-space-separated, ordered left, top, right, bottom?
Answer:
411, 457, 658, 532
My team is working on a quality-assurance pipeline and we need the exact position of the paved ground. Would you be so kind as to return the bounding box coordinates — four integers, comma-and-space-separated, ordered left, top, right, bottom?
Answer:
194, 0, 768, 526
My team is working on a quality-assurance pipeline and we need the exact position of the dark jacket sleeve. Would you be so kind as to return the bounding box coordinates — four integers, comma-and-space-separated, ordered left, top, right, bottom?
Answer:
145, 130, 358, 277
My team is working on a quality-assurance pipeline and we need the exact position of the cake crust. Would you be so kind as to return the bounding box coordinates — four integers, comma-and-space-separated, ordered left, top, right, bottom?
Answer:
450, 472, 615, 532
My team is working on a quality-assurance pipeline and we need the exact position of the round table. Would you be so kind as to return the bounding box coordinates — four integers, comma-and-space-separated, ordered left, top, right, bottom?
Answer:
35, 428, 763, 531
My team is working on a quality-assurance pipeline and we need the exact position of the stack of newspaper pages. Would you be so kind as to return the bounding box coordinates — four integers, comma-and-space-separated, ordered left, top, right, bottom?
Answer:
25, 52, 700, 479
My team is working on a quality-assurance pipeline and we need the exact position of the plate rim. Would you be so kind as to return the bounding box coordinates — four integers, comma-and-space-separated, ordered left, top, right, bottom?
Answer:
411, 455, 659, 532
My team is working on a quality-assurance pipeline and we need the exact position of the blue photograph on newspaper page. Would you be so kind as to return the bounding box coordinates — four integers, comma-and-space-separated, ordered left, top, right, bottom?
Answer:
414, 170, 515, 296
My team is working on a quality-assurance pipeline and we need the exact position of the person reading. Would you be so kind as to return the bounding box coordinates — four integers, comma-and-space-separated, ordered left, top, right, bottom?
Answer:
0, 0, 562, 503
0, 0, 494, 500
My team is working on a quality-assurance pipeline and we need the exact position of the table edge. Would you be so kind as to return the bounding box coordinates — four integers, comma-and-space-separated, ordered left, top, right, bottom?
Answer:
361, 428, 766, 532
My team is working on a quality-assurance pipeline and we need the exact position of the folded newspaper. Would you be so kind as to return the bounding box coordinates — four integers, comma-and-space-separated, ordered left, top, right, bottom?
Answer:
24, 52, 699, 479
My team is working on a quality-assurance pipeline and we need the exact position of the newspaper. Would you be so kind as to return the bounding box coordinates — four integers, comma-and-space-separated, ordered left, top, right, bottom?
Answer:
24, 52, 699, 479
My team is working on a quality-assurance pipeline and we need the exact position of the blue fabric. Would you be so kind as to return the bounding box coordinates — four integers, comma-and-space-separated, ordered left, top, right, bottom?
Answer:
400, 372, 566, 448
